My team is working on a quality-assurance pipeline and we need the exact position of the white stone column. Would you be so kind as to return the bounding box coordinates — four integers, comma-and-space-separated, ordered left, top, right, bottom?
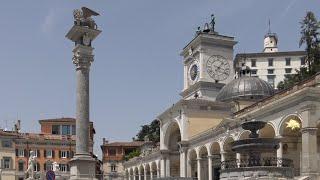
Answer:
197, 158, 202, 180
220, 151, 226, 169
179, 146, 188, 177
300, 105, 318, 177
301, 127, 318, 176
208, 155, 213, 180
128, 171, 132, 180
160, 159, 166, 177
187, 159, 192, 177
236, 153, 241, 168
157, 168, 160, 178
166, 158, 170, 177
150, 171, 153, 180
276, 140, 283, 167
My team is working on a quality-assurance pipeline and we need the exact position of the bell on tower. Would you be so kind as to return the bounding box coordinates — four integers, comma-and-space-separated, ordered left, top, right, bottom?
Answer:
263, 19, 278, 53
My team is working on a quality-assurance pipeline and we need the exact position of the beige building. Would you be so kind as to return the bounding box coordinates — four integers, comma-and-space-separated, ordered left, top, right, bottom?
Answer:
0, 130, 17, 180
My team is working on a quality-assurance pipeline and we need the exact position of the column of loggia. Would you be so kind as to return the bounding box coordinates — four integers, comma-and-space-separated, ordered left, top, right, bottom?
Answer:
276, 136, 283, 167
300, 105, 318, 177
143, 165, 147, 180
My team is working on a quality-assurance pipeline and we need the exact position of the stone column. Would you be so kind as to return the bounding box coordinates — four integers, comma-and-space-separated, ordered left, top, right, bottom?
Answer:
165, 158, 170, 177
300, 105, 318, 177
220, 151, 226, 169
143, 166, 147, 180
160, 159, 166, 177
197, 158, 202, 180
179, 143, 188, 177
208, 155, 213, 180
276, 139, 283, 167
236, 153, 241, 168
138, 172, 142, 180
157, 168, 160, 178
66, 7, 101, 180
150, 171, 153, 180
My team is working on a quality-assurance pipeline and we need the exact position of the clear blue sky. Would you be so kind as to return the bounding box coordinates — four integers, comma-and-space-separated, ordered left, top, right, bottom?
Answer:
0, 0, 319, 155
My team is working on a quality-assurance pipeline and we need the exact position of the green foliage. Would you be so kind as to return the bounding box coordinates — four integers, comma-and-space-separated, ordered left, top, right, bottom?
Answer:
277, 11, 320, 90
134, 119, 160, 142
124, 149, 141, 161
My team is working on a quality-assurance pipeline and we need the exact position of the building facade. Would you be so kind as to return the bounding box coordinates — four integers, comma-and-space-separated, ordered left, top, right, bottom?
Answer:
101, 139, 145, 179
122, 17, 320, 180
0, 117, 95, 180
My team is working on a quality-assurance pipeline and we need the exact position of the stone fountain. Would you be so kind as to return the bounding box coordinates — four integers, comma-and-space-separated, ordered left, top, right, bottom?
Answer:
220, 120, 294, 180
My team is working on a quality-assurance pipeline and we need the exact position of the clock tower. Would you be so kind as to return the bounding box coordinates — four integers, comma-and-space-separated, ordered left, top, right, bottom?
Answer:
180, 15, 237, 100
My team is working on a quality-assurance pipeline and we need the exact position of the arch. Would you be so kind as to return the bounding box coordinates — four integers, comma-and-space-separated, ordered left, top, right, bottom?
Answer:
163, 121, 181, 151
209, 141, 222, 179
134, 166, 139, 180
197, 146, 209, 180
238, 130, 251, 140
222, 136, 236, 161
187, 149, 197, 178
150, 161, 157, 178
144, 163, 151, 180
279, 115, 302, 137
279, 114, 303, 176
259, 123, 276, 138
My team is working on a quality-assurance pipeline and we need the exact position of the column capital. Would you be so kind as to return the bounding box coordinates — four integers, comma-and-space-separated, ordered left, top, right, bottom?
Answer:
72, 45, 94, 70
301, 127, 318, 134
299, 104, 316, 113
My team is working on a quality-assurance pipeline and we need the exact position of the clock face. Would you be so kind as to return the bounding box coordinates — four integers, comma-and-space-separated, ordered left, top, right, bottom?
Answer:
206, 55, 230, 81
189, 63, 199, 82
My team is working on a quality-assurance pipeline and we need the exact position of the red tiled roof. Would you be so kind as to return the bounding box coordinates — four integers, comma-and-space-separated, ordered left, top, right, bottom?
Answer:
102, 141, 145, 147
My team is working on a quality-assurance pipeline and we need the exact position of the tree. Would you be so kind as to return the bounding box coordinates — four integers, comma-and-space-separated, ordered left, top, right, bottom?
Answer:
134, 119, 160, 142
277, 11, 320, 90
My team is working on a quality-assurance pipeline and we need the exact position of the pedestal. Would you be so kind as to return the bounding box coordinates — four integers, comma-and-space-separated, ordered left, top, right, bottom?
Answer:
69, 155, 97, 180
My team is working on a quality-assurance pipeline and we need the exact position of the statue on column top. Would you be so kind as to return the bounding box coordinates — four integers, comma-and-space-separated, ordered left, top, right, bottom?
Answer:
73, 7, 100, 29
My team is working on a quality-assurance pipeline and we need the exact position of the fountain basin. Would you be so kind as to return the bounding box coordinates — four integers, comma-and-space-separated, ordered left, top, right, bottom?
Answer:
231, 138, 280, 153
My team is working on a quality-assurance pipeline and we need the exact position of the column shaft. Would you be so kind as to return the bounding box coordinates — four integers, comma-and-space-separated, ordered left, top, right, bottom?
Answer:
197, 158, 201, 180
301, 127, 318, 176
277, 141, 283, 167
180, 151, 187, 177
160, 159, 166, 177
208, 156, 213, 180
165, 158, 170, 177
76, 68, 90, 155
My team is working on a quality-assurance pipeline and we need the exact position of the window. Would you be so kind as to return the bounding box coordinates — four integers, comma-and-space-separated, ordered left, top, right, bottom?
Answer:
267, 75, 275, 88
59, 164, 69, 172
109, 148, 116, 156
111, 164, 116, 172
301, 57, 306, 65
60, 150, 69, 158
285, 68, 292, 74
18, 149, 24, 157
285, 58, 291, 66
2, 140, 12, 148
52, 125, 60, 135
46, 149, 52, 158
33, 163, 40, 172
251, 69, 257, 75
45, 162, 53, 171
33, 149, 38, 157
3, 157, 11, 169
267, 69, 274, 74
72, 125, 76, 135
268, 58, 273, 66
251, 59, 256, 67
18, 161, 24, 171
62, 125, 70, 135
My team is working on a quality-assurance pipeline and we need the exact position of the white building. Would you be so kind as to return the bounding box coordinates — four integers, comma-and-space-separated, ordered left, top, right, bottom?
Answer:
234, 30, 306, 89
122, 17, 320, 180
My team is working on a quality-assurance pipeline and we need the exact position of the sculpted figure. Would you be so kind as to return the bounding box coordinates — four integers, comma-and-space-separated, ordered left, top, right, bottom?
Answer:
25, 151, 36, 179
52, 162, 60, 172
73, 7, 100, 29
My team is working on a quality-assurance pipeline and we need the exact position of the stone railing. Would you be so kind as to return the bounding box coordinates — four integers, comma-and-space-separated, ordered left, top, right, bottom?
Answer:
221, 157, 293, 169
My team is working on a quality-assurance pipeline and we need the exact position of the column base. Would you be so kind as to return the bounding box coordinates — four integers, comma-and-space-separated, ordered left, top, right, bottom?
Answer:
69, 154, 97, 180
